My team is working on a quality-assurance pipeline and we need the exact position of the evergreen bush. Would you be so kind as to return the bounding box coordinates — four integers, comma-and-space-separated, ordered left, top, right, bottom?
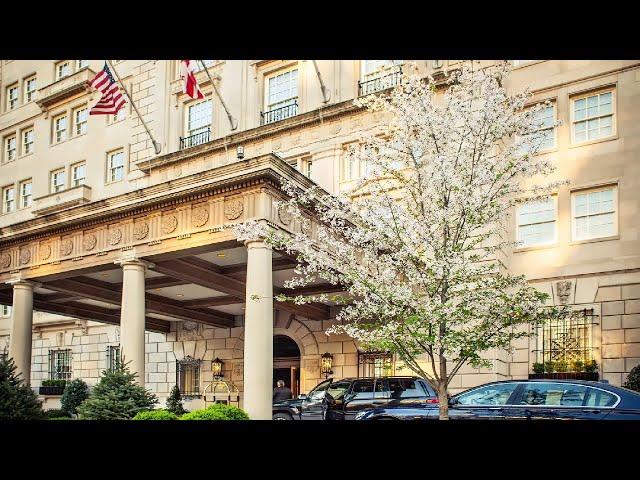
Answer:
166, 385, 186, 416
61, 378, 89, 416
623, 364, 640, 392
43, 408, 69, 419
0, 357, 43, 420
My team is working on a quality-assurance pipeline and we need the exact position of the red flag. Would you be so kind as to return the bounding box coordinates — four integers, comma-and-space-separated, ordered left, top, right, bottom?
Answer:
181, 60, 205, 99
89, 62, 126, 115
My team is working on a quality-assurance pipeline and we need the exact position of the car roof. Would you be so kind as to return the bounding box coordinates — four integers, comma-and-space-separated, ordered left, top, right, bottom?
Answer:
331, 376, 422, 382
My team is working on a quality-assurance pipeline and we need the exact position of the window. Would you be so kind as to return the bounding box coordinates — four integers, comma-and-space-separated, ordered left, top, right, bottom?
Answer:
176, 356, 201, 396
536, 311, 596, 367
341, 153, 357, 181
56, 61, 71, 80
1, 305, 12, 316
72, 162, 86, 187
457, 383, 519, 406
263, 67, 298, 124
77, 60, 89, 70
572, 185, 617, 241
388, 378, 429, 399
19, 180, 32, 208
350, 379, 387, 399
51, 169, 66, 193
3, 186, 15, 213
304, 159, 313, 178
107, 150, 125, 182
572, 90, 615, 143
49, 349, 72, 381
516, 197, 557, 247
109, 107, 126, 124
432, 60, 443, 69
358, 351, 394, 378
53, 114, 67, 143
22, 128, 34, 155
5, 135, 17, 162
533, 104, 556, 151
325, 381, 351, 401
519, 382, 591, 407
106, 345, 121, 371
6, 84, 18, 110
192, 60, 215, 72
186, 99, 212, 137
74, 107, 88, 135
23, 76, 36, 103
359, 60, 403, 95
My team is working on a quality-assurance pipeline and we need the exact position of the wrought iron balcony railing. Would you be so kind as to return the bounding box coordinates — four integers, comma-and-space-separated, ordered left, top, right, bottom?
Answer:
180, 128, 211, 150
358, 66, 403, 96
260, 101, 298, 125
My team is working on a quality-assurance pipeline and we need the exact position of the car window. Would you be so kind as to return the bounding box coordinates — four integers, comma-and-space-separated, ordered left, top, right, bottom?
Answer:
585, 388, 618, 407
457, 383, 518, 406
326, 381, 351, 401
388, 378, 427, 398
519, 383, 589, 406
308, 380, 332, 400
351, 380, 375, 399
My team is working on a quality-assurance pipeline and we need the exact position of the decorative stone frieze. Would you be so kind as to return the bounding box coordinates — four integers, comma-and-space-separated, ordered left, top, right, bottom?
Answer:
108, 228, 123, 246
224, 199, 243, 220
39, 244, 52, 261
60, 239, 74, 256
0, 252, 11, 269
278, 205, 293, 225
191, 206, 209, 227
19, 249, 31, 265
133, 221, 149, 240
161, 215, 178, 234
83, 233, 97, 251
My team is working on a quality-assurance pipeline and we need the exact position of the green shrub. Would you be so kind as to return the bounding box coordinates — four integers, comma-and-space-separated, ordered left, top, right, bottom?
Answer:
623, 364, 640, 392
61, 379, 89, 416
41, 379, 67, 388
48, 416, 73, 420
555, 360, 568, 372
584, 360, 598, 373
532, 362, 544, 374
166, 385, 186, 416
180, 403, 249, 420
133, 409, 178, 420
0, 357, 43, 420
43, 408, 69, 419
543, 360, 555, 373
572, 359, 584, 372
77, 360, 157, 420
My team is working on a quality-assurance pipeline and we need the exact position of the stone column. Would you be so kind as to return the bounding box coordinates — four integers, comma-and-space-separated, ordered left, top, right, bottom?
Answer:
243, 240, 274, 420
116, 258, 149, 385
8, 280, 36, 386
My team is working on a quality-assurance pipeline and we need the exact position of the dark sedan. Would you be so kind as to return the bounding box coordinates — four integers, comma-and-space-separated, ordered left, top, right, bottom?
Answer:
354, 379, 640, 420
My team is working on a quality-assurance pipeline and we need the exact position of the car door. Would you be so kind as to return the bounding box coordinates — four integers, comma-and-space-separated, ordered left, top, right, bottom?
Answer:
450, 382, 521, 419
342, 379, 389, 420
300, 379, 333, 420
387, 378, 434, 408
513, 382, 594, 420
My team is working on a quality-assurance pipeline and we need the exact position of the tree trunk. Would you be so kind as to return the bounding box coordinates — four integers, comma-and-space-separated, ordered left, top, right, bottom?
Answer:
438, 386, 449, 420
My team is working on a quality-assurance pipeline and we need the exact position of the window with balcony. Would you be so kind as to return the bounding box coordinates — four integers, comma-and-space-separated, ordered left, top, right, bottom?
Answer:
262, 67, 298, 125
49, 349, 72, 381
572, 89, 615, 144
53, 114, 67, 143
20, 180, 32, 208
177, 356, 201, 397
23, 75, 36, 103
192, 60, 215, 72
181, 99, 212, 149
22, 128, 34, 155
3, 185, 15, 213
56, 60, 71, 80
6, 84, 19, 110
5, 135, 17, 162
74, 107, 88, 136
51, 168, 66, 193
107, 150, 125, 183
516, 196, 557, 248
72, 162, 86, 187
359, 60, 403, 96
572, 185, 617, 241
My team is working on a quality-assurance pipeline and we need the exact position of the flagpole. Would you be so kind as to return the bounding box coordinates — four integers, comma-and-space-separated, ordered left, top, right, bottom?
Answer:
107, 60, 162, 155
199, 60, 238, 131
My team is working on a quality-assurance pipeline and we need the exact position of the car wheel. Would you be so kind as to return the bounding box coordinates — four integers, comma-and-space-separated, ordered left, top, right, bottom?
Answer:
272, 413, 293, 421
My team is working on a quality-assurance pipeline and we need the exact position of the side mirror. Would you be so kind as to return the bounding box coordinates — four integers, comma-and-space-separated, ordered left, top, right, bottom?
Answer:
298, 394, 308, 400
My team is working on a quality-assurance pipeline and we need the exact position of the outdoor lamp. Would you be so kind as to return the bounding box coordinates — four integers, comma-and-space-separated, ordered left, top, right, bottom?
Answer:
212, 357, 224, 379
320, 352, 334, 379
236, 145, 245, 160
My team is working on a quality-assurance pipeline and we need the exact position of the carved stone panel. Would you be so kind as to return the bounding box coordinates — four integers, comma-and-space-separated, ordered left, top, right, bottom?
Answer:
19, 249, 31, 265
108, 228, 123, 246
39, 244, 52, 261
555, 280, 574, 305
224, 198, 243, 220
83, 233, 97, 251
178, 321, 203, 341
191, 206, 209, 227
162, 214, 178, 234
133, 221, 149, 240
278, 205, 293, 225
60, 239, 74, 257
0, 252, 11, 269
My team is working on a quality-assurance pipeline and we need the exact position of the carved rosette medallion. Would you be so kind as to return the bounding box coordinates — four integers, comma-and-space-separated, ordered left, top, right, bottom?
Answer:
224, 199, 244, 220
108, 228, 123, 246
300, 218, 312, 236
60, 239, 74, 257
0, 252, 11, 269
83, 233, 97, 251
133, 221, 149, 240
162, 215, 178, 234
19, 249, 31, 265
278, 205, 293, 225
40, 244, 52, 261
191, 206, 209, 227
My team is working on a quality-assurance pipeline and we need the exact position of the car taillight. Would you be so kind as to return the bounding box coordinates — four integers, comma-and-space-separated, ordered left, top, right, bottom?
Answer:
425, 398, 439, 404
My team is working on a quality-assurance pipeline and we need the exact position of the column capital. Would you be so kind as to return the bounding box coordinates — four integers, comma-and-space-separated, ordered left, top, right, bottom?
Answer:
244, 239, 270, 250
114, 256, 155, 270
4, 279, 40, 289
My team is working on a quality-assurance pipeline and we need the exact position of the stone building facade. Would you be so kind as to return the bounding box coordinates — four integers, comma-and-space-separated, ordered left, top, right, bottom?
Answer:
1, 60, 639, 417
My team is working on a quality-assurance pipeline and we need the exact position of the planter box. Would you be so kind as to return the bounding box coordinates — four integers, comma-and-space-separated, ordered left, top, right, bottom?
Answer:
39, 385, 65, 396
528, 372, 599, 381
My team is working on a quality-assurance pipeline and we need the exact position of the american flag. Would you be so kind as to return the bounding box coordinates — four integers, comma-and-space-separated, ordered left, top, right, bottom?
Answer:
89, 62, 127, 115
181, 60, 205, 99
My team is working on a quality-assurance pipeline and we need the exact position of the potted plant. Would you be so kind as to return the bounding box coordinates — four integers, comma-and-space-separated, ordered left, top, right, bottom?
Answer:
532, 362, 545, 374
555, 360, 569, 373
39, 379, 67, 396
572, 359, 584, 372
543, 360, 555, 374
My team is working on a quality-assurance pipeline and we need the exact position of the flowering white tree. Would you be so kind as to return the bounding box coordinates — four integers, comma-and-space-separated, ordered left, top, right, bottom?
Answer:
236, 61, 574, 419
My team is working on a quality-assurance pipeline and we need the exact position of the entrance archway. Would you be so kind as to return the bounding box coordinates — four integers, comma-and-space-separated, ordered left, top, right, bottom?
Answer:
273, 335, 301, 398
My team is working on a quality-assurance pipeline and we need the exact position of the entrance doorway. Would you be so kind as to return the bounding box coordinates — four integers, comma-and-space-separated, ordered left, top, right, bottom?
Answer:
273, 335, 300, 398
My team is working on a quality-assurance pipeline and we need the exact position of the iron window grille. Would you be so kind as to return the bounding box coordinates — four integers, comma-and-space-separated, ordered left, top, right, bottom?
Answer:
357, 351, 395, 378
358, 66, 403, 96
179, 127, 211, 150
106, 345, 121, 371
49, 349, 72, 381
176, 356, 201, 397
260, 101, 298, 125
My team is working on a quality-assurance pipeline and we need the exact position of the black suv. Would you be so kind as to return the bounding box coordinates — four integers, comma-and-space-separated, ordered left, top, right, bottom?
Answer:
272, 376, 437, 420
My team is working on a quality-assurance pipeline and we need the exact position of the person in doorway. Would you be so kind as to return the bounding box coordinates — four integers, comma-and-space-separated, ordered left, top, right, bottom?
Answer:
273, 379, 293, 402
